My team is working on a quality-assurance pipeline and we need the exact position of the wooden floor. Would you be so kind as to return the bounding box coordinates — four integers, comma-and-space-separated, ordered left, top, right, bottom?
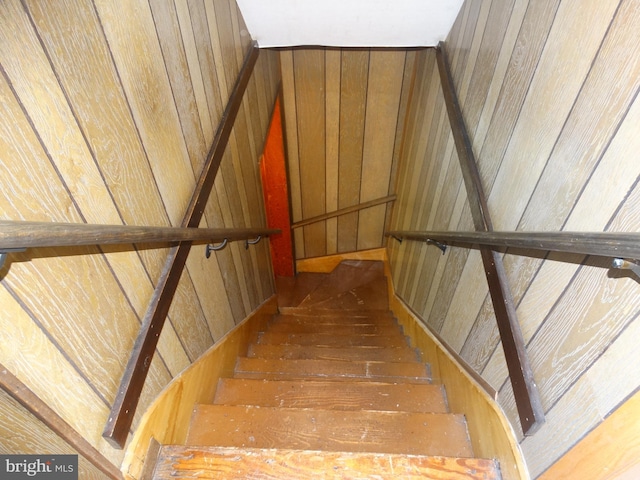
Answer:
151, 260, 501, 479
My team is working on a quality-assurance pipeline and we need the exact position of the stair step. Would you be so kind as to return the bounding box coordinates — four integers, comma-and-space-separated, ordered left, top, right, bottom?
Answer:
187, 405, 473, 457
303, 277, 390, 310
234, 358, 430, 383
299, 262, 385, 308
247, 344, 420, 362
276, 272, 327, 308
272, 312, 397, 326
256, 331, 410, 347
265, 322, 401, 336
278, 306, 394, 317
214, 379, 448, 412
153, 446, 500, 479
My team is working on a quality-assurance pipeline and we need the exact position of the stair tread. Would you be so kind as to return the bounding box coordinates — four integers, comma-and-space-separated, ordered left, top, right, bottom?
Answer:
271, 312, 397, 326
278, 306, 394, 317
187, 405, 473, 457
247, 344, 420, 362
235, 357, 430, 383
304, 276, 390, 310
153, 445, 500, 480
256, 331, 410, 347
214, 378, 448, 412
276, 272, 327, 308
299, 262, 385, 308
266, 322, 401, 335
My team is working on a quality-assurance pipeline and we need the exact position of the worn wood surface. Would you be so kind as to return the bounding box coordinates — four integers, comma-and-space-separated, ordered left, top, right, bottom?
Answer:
256, 332, 410, 348
234, 358, 429, 383
214, 379, 448, 413
188, 405, 471, 457
153, 446, 500, 480
248, 344, 419, 363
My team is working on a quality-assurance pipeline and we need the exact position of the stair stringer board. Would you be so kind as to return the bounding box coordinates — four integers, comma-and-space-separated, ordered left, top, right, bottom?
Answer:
390, 291, 529, 480
119, 296, 279, 480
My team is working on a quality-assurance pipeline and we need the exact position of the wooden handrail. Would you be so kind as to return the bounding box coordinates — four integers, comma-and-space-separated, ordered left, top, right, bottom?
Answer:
291, 195, 396, 229
387, 230, 640, 260
0, 220, 279, 250
436, 42, 545, 436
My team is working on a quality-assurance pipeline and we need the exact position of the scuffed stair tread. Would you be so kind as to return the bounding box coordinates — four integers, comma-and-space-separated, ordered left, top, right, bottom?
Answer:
306, 277, 389, 311
265, 322, 401, 336
257, 331, 410, 347
298, 262, 385, 307
153, 446, 501, 479
235, 357, 430, 383
187, 405, 473, 457
278, 306, 394, 317
276, 272, 328, 308
271, 312, 397, 326
247, 344, 420, 362
214, 379, 448, 412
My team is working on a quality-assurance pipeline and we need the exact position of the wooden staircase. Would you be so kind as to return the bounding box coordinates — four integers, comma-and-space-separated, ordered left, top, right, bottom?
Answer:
151, 260, 501, 479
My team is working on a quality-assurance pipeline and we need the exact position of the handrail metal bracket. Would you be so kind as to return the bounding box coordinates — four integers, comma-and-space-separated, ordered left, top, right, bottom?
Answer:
205, 239, 228, 258
612, 258, 640, 282
245, 235, 262, 250
426, 239, 447, 255
391, 235, 403, 244
0, 248, 26, 269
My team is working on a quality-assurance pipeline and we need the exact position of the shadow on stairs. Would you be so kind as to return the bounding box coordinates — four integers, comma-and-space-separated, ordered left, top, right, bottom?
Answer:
151, 260, 501, 479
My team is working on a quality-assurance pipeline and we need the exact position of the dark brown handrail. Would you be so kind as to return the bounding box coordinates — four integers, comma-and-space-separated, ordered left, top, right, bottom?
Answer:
0, 220, 279, 250
291, 195, 397, 229
101, 42, 261, 448
436, 42, 545, 436
386, 230, 640, 260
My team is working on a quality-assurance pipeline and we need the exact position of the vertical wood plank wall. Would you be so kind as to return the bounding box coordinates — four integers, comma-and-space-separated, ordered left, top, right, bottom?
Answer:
280, 48, 412, 260
0, 0, 279, 473
388, 0, 640, 477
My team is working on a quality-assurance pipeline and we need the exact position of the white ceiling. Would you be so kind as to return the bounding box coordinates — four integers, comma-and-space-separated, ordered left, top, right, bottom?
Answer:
235, 0, 465, 48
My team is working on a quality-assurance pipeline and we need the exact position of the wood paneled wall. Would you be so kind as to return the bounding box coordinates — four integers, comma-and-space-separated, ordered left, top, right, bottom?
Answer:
280, 48, 414, 260
0, 0, 279, 473
389, 0, 640, 477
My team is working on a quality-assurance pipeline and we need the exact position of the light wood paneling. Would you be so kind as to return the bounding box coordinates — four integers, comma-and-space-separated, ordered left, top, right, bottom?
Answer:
0, 389, 113, 479
0, 0, 279, 474
389, 0, 640, 476
280, 48, 412, 260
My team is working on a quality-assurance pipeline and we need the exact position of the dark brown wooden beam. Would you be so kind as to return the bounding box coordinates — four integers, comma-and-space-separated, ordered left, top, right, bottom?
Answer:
102, 42, 260, 448
0, 365, 123, 479
291, 195, 397, 229
0, 221, 279, 249
436, 42, 545, 435
386, 230, 640, 260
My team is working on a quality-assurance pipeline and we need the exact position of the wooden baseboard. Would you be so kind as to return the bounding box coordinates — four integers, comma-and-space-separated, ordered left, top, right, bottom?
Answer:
121, 296, 278, 480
